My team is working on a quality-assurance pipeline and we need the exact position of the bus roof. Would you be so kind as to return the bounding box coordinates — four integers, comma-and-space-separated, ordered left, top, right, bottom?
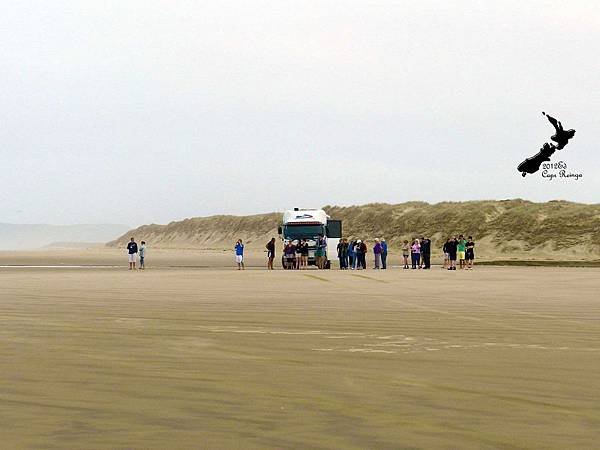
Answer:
282, 209, 329, 225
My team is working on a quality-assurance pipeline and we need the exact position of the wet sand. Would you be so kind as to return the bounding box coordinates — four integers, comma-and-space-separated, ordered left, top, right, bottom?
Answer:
0, 248, 242, 268
0, 247, 440, 269
1, 262, 600, 449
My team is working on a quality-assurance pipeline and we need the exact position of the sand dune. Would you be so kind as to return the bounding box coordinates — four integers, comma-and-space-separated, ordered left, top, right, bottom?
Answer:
107, 200, 600, 261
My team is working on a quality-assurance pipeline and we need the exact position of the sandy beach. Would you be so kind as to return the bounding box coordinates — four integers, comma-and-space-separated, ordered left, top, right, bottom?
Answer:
2, 254, 599, 449
5, 0, 599, 447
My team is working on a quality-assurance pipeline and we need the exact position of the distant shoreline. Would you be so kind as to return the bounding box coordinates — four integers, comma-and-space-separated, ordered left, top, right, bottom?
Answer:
2, 262, 600, 269
477, 260, 600, 268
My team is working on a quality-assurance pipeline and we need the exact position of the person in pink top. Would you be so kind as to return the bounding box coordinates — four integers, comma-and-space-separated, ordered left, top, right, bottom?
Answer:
411, 238, 421, 269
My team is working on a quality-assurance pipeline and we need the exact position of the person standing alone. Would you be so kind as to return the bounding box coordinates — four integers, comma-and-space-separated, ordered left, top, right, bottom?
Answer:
235, 239, 245, 270
266, 238, 276, 270
127, 237, 138, 270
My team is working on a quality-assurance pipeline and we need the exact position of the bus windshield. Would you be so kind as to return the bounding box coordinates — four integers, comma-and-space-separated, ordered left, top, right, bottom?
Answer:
284, 224, 325, 239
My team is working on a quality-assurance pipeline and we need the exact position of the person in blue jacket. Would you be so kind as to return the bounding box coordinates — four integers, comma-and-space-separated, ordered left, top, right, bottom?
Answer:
347, 240, 356, 269
381, 238, 388, 269
235, 239, 245, 270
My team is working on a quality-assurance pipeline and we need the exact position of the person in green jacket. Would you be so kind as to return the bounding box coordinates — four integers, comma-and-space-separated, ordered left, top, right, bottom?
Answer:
457, 234, 468, 269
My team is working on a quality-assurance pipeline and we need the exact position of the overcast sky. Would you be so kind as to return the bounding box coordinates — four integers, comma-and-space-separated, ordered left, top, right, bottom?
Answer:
2, 0, 599, 226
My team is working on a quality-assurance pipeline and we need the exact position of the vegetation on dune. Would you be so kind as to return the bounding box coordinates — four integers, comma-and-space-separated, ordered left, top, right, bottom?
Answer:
108, 200, 600, 259
325, 200, 600, 250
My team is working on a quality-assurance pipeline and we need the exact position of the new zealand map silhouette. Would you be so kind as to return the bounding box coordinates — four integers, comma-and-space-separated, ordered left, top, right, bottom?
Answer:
517, 112, 576, 177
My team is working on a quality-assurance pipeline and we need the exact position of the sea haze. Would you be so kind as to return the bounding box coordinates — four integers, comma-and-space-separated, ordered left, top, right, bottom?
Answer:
0, 223, 130, 250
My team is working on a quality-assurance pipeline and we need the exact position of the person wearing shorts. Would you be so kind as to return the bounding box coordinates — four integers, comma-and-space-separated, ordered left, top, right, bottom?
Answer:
315, 235, 326, 269
284, 241, 296, 270
466, 236, 475, 270
442, 238, 450, 269
402, 240, 410, 269
266, 238, 276, 270
126, 237, 138, 270
295, 240, 303, 269
235, 239, 245, 270
457, 234, 467, 269
299, 239, 309, 269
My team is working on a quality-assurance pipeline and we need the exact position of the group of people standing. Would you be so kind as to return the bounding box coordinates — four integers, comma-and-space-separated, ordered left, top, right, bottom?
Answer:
237, 235, 475, 270
401, 237, 432, 269
125, 237, 146, 270
442, 235, 475, 270
125, 235, 474, 271
279, 235, 328, 269
282, 239, 309, 269
336, 238, 388, 270
400, 235, 475, 270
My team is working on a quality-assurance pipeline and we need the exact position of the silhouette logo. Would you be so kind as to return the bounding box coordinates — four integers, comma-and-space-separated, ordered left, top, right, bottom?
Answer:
517, 112, 576, 177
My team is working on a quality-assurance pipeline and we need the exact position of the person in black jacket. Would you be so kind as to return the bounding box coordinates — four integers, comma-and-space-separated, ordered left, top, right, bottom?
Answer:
421, 237, 431, 269
126, 237, 138, 270
355, 240, 367, 270
341, 238, 349, 269
442, 238, 450, 269
466, 236, 476, 270
337, 239, 345, 270
446, 237, 458, 271
299, 239, 309, 269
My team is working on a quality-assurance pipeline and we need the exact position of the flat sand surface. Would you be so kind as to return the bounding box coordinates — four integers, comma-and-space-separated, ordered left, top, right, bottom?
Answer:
2, 261, 600, 449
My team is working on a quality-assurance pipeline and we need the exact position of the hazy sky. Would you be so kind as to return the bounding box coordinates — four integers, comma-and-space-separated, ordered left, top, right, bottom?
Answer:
2, 0, 599, 226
